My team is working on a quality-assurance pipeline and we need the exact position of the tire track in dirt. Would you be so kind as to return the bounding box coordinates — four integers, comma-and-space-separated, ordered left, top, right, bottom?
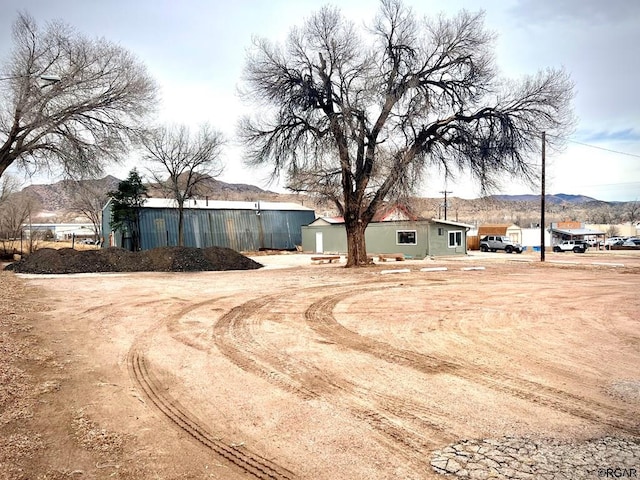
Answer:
396, 282, 640, 416
126, 297, 298, 480
438, 285, 638, 382
210, 282, 459, 468
165, 291, 446, 469
305, 284, 640, 437
159, 276, 636, 475
213, 296, 322, 401
305, 289, 459, 376
388, 281, 634, 396
433, 301, 632, 394
165, 296, 231, 352
128, 349, 297, 480
214, 300, 439, 462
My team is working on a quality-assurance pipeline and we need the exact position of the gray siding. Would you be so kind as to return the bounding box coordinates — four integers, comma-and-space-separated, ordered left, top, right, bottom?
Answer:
103, 204, 315, 251
364, 221, 429, 258
427, 223, 467, 256
301, 225, 347, 254
302, 220, 469, 258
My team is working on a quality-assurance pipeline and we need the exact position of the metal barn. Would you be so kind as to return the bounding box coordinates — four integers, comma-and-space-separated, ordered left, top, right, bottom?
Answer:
102, 198, 316, 251
301, 219, 472, 258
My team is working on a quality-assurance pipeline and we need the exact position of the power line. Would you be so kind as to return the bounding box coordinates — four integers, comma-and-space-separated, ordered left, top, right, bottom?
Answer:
548, 133, 640, 159
566, 181, 640, 189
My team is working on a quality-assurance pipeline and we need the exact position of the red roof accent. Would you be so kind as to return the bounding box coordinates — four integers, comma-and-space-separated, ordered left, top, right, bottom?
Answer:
372, 204, 418, 222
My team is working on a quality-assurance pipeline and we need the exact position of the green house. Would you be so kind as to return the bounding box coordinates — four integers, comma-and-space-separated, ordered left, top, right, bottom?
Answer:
301, 218, 473, 258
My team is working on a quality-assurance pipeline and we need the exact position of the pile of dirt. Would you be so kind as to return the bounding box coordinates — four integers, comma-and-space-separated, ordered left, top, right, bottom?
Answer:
4, 246, 263, 274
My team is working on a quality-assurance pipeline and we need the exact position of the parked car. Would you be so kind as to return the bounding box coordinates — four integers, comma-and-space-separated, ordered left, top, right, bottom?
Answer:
623, 237, 640, 246
479, 235, 523, 253
553, 240, 588, 253
604, 237, 625, 246
604, 237, 626, 249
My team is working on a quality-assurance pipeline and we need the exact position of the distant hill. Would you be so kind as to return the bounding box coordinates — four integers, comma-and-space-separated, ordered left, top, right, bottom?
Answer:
488, 193, 602, 204
145, 175, 275, 200
18, 175, 316, 222
21, 176, 121, 215
13, 175, 637, 226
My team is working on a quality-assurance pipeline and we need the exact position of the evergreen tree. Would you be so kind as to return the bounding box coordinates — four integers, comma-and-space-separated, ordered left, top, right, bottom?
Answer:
108, 169, 147, 251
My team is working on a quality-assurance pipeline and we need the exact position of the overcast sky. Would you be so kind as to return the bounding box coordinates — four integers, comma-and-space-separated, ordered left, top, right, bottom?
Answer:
1, 0, 639, 201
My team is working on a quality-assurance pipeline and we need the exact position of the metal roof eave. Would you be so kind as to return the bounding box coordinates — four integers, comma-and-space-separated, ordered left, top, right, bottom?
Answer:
430, 218, 475, 230
550, 228, 605, 236
103, 197, 314, 212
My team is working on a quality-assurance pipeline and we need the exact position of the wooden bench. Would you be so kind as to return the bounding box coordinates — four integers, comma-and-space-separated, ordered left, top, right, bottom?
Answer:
378, 253, 405, 262
311, 255, 341, 264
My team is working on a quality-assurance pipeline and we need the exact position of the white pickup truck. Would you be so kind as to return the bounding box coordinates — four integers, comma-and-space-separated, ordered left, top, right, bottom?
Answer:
553, 240, 588, 253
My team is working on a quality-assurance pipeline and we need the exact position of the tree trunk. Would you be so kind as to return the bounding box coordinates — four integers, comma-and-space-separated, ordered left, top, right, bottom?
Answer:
177, 206, 184, 247
344, 217, 369, 267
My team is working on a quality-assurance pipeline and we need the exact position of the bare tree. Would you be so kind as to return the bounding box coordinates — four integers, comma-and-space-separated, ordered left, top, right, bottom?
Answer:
625, 200, 640, 225
0, 175, 21, 253
141, 123, 225, 246
65, 179, 113, 242
0, 185, 40, 254
239, 0, 575, 266
0, 12, 158, 180
0, 174, 21, 204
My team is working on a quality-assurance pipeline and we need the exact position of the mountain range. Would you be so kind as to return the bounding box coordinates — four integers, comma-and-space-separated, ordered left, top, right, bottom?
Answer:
489, 193, 609, 204
12, 176, 637, 226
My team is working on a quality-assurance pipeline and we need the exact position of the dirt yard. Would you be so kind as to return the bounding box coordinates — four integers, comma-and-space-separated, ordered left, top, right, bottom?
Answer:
1, 250, 639, 479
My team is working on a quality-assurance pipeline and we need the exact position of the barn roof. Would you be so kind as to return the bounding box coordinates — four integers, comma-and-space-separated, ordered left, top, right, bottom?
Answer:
308, 216, 345, 226
123, 198, 314, 212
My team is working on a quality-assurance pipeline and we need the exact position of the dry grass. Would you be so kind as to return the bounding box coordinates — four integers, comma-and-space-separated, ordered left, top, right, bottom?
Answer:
1, 239, 99, 254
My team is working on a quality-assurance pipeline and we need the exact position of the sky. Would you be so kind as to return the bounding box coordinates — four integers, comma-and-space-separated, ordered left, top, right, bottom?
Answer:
1, 0, 639, 202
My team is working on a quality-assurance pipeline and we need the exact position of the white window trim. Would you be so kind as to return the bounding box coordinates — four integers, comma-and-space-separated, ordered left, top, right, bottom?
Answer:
448, 230, 463, 248
396, 229, 417, 245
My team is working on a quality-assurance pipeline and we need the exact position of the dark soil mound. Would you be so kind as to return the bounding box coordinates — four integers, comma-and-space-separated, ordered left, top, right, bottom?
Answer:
4, 246, 263, 274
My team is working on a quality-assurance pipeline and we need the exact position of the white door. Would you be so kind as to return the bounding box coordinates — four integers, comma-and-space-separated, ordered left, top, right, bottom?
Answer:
315, 232, 323, 253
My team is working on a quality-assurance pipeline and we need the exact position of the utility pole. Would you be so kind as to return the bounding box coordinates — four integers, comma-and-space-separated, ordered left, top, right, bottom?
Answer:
440, 190, 452, 220
540, 131, 546, 262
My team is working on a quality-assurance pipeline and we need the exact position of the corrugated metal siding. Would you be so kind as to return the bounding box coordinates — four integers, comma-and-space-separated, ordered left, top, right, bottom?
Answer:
101, 202, 112, 245
133, 207, 314, 251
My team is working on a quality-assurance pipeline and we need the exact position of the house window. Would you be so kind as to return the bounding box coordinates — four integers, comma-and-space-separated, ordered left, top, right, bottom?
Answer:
448, 230, 462, 248
397, 230, 417, 245
438, 227, 444, 236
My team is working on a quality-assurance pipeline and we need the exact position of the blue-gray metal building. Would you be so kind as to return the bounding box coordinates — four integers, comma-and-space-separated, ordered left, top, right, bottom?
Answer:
102, 198, 316, 251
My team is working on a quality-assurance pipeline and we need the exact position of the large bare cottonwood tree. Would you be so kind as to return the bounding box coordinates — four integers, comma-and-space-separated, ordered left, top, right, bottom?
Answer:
239, 0, 574, 266
141, 123, 225, 246
0, 12, 158, 180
